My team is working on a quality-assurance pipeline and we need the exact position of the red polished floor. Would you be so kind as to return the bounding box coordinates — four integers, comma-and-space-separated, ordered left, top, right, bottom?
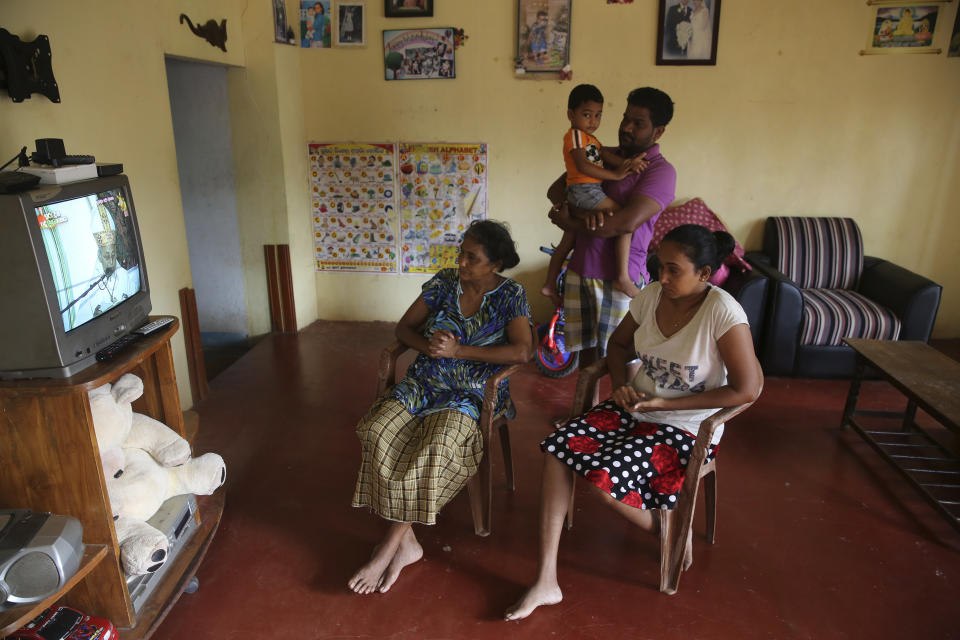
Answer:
152, 322, 960, 639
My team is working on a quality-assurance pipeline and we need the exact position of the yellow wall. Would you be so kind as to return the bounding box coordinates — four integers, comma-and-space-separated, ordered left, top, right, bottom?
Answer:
0, 0, 252, 406
1, 0, 958, 415
303, 1, 960, 337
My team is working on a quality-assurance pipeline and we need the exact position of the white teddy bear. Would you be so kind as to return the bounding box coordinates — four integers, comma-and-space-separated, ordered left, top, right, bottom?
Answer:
88, 373, 226, 576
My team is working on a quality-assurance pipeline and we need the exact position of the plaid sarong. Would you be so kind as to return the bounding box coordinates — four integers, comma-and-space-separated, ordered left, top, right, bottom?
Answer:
563, 270, 636, 357
351, 397, 482, 525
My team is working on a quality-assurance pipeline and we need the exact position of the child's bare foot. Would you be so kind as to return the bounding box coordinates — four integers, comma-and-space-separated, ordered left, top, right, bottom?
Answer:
540, 283, 562, 309
613, 277, 642, 298
504, 581, 563, 621
378, 528, 423, 593
348, 543, 395, 595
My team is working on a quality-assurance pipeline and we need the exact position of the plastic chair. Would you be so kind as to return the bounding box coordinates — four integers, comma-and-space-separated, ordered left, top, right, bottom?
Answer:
375, 334, 531, 536
565, 358, 757, 594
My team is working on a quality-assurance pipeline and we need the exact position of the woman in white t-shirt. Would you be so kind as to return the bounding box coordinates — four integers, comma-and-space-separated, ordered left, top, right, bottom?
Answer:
506, 224, 763, 621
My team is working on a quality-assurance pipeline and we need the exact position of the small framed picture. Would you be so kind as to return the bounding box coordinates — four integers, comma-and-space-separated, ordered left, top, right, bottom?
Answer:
516, 0, 572, 73
335, 1, 366, 46
301, 0, 333, 48
656, 0, 721, 66
863, 4, 942, 56
273, 0, 289, 43
383, 28, 455, 80
384, 0, 433, 18
950, 5, 960, 57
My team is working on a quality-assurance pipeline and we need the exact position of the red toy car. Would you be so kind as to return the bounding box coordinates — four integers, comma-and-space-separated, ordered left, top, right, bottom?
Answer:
8, 605, 117, 640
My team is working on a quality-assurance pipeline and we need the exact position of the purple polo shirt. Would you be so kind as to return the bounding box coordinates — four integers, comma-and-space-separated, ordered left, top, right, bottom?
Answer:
566, 143, 677, 283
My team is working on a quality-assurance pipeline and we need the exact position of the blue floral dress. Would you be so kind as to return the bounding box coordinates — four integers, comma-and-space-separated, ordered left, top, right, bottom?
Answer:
390, 268, 530, 421
352, 268, 531, 524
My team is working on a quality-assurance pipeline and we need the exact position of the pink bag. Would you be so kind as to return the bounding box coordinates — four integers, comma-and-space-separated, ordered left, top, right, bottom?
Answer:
649, 198, 750, 286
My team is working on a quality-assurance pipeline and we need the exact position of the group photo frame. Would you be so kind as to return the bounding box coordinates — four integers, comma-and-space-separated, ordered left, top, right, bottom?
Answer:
656, 0, 721, 66
335, 1, 366, 46
383, 27, 455, 80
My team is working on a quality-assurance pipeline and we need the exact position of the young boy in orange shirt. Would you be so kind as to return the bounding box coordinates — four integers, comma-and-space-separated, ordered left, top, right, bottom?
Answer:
542, 84, 647, 307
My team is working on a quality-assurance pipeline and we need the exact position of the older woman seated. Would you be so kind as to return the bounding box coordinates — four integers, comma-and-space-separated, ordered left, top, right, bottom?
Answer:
506, 224, 763, 620
349, 220, 534, 595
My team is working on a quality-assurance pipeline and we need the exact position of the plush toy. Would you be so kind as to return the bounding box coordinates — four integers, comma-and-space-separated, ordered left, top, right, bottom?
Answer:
88, 373, 226, 576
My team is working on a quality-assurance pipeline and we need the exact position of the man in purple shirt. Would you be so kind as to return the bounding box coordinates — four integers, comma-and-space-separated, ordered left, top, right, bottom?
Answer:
547, 87, 677, 371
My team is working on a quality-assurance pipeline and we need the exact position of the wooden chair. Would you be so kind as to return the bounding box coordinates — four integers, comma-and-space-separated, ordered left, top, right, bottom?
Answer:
565, 358, 757, 594
375, 335, 530, 536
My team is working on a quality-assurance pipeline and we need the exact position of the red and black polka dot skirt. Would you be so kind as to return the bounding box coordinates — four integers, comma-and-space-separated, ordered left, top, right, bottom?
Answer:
540, 400, 718, 510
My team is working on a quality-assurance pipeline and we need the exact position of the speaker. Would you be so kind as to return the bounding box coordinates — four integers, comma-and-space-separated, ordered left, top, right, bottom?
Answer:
0, 510, 84, 610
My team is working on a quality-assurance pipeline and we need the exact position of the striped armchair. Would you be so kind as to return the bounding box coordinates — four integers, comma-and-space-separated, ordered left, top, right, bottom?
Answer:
746, 217, 942, 377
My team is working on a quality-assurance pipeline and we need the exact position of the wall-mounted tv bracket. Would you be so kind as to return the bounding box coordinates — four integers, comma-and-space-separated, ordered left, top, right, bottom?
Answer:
0, 28, 60, 103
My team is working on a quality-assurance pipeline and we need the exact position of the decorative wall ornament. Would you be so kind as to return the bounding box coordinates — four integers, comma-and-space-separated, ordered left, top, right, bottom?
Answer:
656, 0, 720, 66
179, 14, 228, 52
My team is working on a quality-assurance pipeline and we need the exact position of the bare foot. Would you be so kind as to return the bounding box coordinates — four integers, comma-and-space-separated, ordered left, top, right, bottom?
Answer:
504, 582, 563, 621
613, 278, 642, 298
348, 544, 395, 595
378, 529, 423, 593
540, 283, 561, 309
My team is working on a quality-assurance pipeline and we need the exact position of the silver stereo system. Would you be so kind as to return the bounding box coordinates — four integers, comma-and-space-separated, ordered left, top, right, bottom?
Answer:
126, 494, 198, 614
0, 509, 84, 610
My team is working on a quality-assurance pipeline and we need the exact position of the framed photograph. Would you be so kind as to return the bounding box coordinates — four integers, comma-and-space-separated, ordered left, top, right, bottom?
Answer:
516, 0, 572, 73
950, 4, 960, 57
863, 4, 942, 55
383, 28, 455, 80
335, 1, 366, 46
384, 0, 433, 18
656, 0, 721, 66
300, 0, 333, 48
273, 0, 289, 43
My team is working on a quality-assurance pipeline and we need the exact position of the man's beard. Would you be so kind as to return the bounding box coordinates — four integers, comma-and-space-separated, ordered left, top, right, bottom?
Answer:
618, 133, 652, 156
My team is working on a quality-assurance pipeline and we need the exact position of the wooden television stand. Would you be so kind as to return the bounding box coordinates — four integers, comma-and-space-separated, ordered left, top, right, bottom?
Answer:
0, 317, 224, 639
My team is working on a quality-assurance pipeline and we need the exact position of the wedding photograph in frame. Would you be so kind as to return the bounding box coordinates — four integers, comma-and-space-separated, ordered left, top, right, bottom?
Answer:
656, 0, 721, 66
384, 0, 433, 18
335, 1, 366, 46
516, 0, 572, 73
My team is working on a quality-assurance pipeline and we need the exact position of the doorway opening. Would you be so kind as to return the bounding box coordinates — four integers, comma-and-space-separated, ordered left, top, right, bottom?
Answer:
165, 57, 259, 380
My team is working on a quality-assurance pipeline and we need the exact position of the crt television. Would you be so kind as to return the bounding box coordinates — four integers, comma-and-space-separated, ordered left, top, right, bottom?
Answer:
0, 174, 151, 379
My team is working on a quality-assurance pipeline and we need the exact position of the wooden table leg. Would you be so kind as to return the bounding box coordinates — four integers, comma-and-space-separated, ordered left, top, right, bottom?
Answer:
902, 399, 918, 432
841, 357, 865, 429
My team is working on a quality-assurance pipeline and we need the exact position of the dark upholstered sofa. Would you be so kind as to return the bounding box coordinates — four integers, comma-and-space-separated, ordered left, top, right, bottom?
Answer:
745, 216, 942, 378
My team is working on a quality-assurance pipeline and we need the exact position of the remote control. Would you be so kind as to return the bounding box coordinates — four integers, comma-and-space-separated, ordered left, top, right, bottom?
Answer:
133, 317, 175, 336
60, 154, 96, 165
95, 333, 140, 362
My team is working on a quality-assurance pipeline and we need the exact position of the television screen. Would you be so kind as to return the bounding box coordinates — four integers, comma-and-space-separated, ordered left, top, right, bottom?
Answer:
34, 188, 143, 332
